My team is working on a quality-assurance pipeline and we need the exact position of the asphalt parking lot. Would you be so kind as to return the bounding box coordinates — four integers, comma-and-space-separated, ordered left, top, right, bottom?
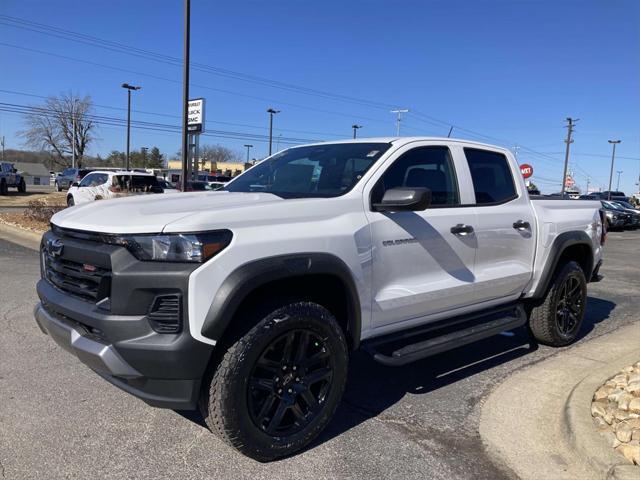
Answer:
0, 230, 638, 480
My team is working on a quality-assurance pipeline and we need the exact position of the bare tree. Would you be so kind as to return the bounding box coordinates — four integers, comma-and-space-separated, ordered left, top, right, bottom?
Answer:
19, 93, 96, 168
198, 144, 242, 171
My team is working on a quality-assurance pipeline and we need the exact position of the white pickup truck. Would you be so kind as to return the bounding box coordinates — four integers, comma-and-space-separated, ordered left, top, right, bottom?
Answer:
35, 137, 604, 461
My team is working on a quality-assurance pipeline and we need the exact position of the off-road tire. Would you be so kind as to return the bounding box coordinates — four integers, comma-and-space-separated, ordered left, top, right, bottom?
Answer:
529, 261, 587, 347
0, 179, 7, 195
17, 178, 26, 193
199, 301, 349, 462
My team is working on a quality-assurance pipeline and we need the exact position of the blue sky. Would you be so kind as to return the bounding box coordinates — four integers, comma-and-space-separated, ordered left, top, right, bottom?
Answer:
1, 0, 638, 194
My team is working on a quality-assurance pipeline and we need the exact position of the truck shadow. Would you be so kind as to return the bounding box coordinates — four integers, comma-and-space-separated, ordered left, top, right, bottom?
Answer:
174, 296, 615, 456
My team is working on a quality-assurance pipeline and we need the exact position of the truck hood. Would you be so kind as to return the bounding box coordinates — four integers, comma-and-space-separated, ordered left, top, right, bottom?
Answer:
51, 192, 285, 234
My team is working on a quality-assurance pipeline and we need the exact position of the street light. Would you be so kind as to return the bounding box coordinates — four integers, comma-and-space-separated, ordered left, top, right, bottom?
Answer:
244, 144, 253, 163
267, 108, 280, 156
122, 83, 141, 170
352, 124, 362, 139
141, 147, 148, 168
616, 170, 623, 191
607, 140, 621, 200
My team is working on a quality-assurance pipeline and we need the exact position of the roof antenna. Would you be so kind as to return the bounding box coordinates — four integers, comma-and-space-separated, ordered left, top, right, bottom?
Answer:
447, 126, 454, 138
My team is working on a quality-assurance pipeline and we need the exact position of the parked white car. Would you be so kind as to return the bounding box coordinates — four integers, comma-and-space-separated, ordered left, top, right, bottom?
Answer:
66, 170, 164, 206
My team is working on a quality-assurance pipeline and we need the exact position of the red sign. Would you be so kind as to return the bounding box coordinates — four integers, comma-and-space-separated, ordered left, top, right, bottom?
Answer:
520, 164, 533, 179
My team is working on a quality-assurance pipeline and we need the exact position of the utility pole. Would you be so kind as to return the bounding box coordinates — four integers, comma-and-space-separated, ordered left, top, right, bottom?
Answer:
616, 170, 623, 191
267, 108, 280, 156
607, 140, 621, 200
586, 176, 590, 194
1, 136, 4, 162
181, 0, 191, 191
244, 144, 253, 163
352, 124, 362, 139
71, 100, 76, 169
513, 145, 520, 159
390, 109, 409, 136
122, 83, 141, 170
561, 117, 578, 195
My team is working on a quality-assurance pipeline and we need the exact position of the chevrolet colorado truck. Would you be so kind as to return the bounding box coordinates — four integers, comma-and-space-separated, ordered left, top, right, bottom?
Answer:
35, 137, 604, 461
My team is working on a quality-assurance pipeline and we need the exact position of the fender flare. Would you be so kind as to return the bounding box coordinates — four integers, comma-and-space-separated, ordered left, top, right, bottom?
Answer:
200, 253, 362, 349
531, 230, 594, 299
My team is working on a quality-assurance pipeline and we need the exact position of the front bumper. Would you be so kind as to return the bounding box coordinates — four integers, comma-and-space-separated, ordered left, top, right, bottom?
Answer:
35, 229, 215, 410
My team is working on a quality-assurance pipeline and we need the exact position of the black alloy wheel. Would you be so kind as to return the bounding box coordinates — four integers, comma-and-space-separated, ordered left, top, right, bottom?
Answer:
555, 275, 584, 337
247, 329, 333, 436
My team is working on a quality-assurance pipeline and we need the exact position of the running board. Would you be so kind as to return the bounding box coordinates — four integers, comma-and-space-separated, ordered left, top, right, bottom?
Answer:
362, 303, 527, 367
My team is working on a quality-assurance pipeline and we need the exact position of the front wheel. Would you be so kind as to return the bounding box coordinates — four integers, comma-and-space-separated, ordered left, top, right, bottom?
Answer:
56, 182, 62, 192
0, 180, 7, 195
528, 261, 587, 346
67, 196, 75, 207
200, 302, 349, 461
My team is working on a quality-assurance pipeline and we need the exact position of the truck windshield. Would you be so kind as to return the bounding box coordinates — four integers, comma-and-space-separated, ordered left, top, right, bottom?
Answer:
224, 143, 391, 198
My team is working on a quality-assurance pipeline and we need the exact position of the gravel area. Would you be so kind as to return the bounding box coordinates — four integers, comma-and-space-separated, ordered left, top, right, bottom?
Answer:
591, 361, 640, 465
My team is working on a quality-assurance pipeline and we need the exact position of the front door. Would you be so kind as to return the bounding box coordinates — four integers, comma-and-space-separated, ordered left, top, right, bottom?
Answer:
365, 144, 478, 330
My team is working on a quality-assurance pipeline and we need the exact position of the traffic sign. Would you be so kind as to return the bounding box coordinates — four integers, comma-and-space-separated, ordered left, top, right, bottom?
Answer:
520, 164, 533, 179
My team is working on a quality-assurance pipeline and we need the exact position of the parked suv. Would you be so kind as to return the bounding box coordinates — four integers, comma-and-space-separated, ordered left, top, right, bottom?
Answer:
66, 170, 163, 206
55, 167, 95, 191
0, 162, 26, 195
35, 137, 604, 461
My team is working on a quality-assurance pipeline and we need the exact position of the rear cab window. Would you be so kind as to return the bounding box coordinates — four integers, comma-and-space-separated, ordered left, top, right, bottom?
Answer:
463, 148, 517, 205
113, 175, 159, 192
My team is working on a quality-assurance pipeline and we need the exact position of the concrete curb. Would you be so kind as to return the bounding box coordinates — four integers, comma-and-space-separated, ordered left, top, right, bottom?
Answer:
563, 352, 638, 478
0, 222, 42, 251
480, 322, 640, 480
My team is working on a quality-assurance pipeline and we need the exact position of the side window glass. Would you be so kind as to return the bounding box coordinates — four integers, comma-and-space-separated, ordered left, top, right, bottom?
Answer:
372, 146, 460, 206
79, 174, 95, 187
464, 148, 517, 205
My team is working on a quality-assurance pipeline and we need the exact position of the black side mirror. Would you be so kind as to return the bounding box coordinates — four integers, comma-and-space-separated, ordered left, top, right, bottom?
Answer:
373, 187, 432, 212
12, 168, 17, 173
71, 182, 80, 187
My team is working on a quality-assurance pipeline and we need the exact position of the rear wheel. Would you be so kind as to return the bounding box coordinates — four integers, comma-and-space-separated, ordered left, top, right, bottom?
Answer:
17, 178, 26, 193
529, 261, 587, 346
200, 301, 348, 461
55, 181, 62, 192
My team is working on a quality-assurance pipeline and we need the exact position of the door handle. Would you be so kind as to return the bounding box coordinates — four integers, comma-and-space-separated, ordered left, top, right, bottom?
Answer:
450, 224, 474, 235
513, 220, 530, 230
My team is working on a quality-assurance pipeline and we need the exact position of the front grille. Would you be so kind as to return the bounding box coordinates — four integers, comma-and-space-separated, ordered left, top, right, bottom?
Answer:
147, 294, 182, 333
43, 249, 111, 302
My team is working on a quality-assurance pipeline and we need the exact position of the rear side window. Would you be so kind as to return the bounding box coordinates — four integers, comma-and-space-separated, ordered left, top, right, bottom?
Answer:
464, 148, 517, 205
372, 146, 459, 206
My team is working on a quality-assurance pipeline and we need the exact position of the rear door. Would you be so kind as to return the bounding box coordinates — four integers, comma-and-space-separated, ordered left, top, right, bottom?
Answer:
462, 147, 536, 304
364, 142, 479, 330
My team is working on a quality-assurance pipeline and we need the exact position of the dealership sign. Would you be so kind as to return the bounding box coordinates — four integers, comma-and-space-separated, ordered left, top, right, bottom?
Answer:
187, 98, 205, 133
520, 163, 533, 179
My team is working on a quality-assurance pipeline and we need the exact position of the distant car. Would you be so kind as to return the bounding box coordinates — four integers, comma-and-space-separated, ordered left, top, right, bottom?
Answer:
55, 168, 95, 191
66, 170, 163, 206
600, 200, 630, 230
600, 191, 629, 202
157, 178, 179, 194
611, 201, 640, 229
177, 180, 216, 192
197, 174, 232, 189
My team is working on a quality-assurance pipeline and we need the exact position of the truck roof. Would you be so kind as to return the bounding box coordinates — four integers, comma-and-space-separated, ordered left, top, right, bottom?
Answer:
299, 136, 509, 152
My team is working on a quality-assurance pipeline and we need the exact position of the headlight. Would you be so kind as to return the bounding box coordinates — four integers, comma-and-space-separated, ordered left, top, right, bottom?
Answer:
107, 230, 232, 262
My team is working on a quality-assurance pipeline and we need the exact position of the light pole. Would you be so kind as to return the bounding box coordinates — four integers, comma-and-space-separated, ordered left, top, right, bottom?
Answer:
141, 147, 148, 168
267, 108, 280, 156
390, 109, 409, 136
352, 124, 362, 139
244, 144, 253, 163
122, 83, 141, 170
607, 140, 621, 200
616, 170, 623, 191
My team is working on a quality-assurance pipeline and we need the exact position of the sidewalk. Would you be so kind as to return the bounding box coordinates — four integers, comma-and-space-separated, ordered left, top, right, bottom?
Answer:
0, 221, 42, 250
480, 322, 640, 480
